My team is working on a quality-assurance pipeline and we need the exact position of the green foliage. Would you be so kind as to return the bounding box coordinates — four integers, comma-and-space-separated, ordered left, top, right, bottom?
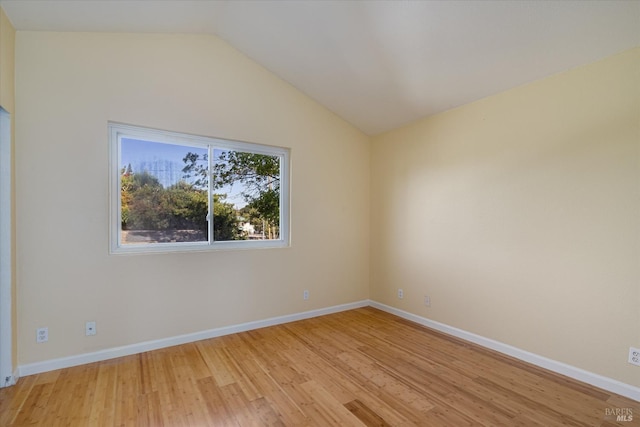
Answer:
182, 150, 281, 239
213, 194, 245, 241
120, 167, 245, 242
213, 151, 280, 198
166, 181, 208, 231
128, 179, 169, 230
181, 152, 209, 188
120, 166, 134, 228
120, 170, 203, 232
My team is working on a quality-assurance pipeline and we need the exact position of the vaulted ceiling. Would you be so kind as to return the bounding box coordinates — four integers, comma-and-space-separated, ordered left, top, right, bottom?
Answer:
2, 0, 639, 135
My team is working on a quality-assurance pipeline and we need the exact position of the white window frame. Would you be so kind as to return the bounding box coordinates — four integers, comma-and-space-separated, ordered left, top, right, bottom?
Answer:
109, 123, 290, 254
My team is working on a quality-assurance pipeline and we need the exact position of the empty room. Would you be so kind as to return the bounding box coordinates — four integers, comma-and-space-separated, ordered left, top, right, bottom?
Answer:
0, 0, 638, 425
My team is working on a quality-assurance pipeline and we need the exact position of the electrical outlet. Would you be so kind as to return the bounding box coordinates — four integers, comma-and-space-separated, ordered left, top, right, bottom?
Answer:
629, 347, 640, 366
36, 327, 48, 343
86, 321, 97, 336
303, 290, 309, 300
397, 289, 403, 299
424, 295, 431, 307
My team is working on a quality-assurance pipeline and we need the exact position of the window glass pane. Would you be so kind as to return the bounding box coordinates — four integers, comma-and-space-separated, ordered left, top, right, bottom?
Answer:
212, 149, 281, 241
120, 138, 208, 245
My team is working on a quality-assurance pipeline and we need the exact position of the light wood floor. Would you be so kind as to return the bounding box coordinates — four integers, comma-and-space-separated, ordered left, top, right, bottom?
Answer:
0, 307, 638, 426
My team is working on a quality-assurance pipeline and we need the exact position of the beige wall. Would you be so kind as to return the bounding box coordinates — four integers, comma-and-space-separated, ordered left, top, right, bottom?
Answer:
15, 32, 370, 365
371, 48, 640, 387
0, 6, 16, 370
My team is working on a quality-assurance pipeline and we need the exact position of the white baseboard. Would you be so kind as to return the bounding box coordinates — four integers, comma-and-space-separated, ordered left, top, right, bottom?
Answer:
369, 300, 640, 402
18, 300, 369, 377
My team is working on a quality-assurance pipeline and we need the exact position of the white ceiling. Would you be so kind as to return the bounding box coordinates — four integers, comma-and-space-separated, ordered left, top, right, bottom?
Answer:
2, 0, 639, 135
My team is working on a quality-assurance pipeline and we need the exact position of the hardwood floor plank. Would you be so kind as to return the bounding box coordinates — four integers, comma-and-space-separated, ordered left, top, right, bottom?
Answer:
1, 307, 637, 426
114, 356, 143, 427
11, 381, 54, 425
195, 342, 237, 387
472, 376, 596, 427
439, 391, 515, 426
135, 390, 163, 427
344, 399, 391, 427
218, 382, 258, 426
606, 393, 640, 413
250, 396, 286, 427
196, 376, 237, 426
298, 380, 365, 426
201, 334, 309, 426
88, 363, 118, 426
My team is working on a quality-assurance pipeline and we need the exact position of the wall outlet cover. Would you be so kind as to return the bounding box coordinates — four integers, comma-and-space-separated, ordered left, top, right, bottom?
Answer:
86, 321, 97, 336
36, 327, 48, 343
